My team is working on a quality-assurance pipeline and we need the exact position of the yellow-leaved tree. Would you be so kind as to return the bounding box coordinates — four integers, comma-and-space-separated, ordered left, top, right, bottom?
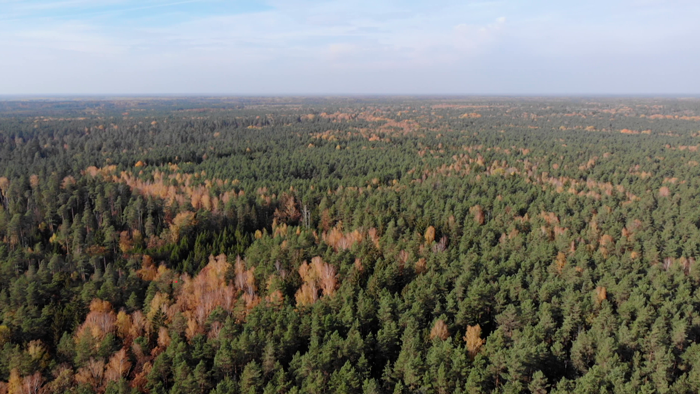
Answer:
464, 324, 485, 359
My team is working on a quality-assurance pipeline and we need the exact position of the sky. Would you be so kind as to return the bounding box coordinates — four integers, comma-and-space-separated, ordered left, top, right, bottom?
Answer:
0, 0, 699, 95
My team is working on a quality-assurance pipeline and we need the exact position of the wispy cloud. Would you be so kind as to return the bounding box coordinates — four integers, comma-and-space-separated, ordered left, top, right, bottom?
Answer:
0, 0, 698, 94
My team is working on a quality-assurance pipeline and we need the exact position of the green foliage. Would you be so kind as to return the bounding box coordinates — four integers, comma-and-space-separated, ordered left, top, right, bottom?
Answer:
2, 97, 700, 392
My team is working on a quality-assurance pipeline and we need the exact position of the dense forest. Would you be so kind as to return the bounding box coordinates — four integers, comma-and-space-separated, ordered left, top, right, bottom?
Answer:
2, 96, 700, 393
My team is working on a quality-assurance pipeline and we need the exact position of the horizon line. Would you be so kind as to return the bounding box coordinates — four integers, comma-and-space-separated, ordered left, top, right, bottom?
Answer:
1, 93, 700, 100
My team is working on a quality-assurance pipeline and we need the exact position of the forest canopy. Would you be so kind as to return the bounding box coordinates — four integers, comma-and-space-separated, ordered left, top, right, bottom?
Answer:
1, 96, 700, 393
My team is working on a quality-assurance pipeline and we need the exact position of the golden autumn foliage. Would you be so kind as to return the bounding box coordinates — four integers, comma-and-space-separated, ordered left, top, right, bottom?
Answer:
470, 205, 485, 225
424, 226, 436, 244
118, 231, 133, 254
295, 257, 337, 306
61, 176, 76, 189
598, 233, 615, 258
0, 326, 9, 348
115, 311, 133, 342
6, 369, 21, 394
157, 326, 171, 350
272, 221, 288, 238
29, 174, 39, 188
0, 177, 9, 194
75, 358, 105, 391
137, 255, 158, 281
415, 258, 427, 274
146, 292, 170, 325
76, 299, 116, 342
596, 286, 607, 303
555, 252, 567, 274
94, 168, 238, 217
169, 254, 260, 335
27, 340, 49, 370
266, 290, 284, 307
322, 223, 364, 251
38, 207, 291, 391
104, 349, 131, 384
169, 211, 196, 243
464, 324, 485, 359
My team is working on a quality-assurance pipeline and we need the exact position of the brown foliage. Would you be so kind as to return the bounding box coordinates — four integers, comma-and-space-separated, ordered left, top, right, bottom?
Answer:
274, 193, 301, 224
130, 362, 151, 393
130, 340, 149, 371
432, 236, 448, 253
75, 358, 105, 392
234, 256, 257, 297
354, 258, 364, 272
22, 372, 43, 394
320, 209, 333, 232
470, 205, 485, 225
398, 250, 410, 267
430, 320, 450, 340
368, 228, 380, 249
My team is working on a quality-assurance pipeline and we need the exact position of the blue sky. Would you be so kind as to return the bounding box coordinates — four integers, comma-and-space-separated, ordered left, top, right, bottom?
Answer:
0, 0, 699, 95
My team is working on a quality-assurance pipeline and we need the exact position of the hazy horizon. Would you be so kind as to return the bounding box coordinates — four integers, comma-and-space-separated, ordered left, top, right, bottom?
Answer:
1, 0, 699, 96
2, 94, 700, 100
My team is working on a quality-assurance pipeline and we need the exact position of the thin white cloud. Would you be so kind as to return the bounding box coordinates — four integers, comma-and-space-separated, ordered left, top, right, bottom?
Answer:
0, 0, 699, 94
453, 16, 506, 52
